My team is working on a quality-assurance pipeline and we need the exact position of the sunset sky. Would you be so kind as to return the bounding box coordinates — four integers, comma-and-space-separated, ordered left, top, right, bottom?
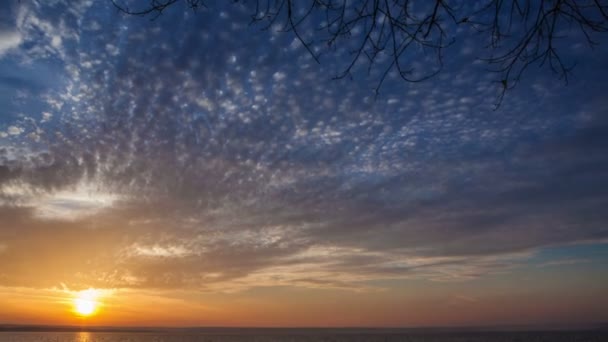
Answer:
1, 0, 608, 328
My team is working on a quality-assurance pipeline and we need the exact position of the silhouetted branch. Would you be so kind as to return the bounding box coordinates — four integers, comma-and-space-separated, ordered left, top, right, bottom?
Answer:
111, 0, 608, 107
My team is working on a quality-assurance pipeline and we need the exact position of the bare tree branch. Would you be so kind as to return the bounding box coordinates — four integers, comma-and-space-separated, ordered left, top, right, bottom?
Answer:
110, 0, 608, 107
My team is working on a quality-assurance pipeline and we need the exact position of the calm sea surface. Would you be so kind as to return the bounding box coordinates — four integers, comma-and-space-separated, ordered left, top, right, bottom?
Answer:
1, 330, 608, 342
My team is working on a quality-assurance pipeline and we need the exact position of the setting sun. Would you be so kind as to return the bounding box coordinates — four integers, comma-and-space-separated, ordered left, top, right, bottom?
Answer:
73, 289, 100, 317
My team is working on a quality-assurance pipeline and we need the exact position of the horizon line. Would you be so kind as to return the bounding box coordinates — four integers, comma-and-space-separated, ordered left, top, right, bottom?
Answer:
1, 322, 607, 333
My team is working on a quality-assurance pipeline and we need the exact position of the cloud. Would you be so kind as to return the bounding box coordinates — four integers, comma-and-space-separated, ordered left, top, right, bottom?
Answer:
0, 0, 607, 294
0, 30, 21, 58
535, 258, 592, 268
132, 244, 192, 258
41, 111, 52, 122
0, 180, 119, 220
6, 126, 24, 135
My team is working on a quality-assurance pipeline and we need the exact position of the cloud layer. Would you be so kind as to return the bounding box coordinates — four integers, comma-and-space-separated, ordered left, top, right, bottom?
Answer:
1, 0, 608, 293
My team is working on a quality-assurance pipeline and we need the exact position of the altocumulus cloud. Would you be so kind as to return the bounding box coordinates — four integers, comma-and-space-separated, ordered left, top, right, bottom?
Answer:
0, 0, 608, 292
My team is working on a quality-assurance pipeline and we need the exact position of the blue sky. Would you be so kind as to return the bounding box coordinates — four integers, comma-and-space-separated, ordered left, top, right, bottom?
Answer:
1, 0, 608, 327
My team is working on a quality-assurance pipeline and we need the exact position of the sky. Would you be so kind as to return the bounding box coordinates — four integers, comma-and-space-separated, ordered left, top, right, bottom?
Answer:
1, 0, 608, 328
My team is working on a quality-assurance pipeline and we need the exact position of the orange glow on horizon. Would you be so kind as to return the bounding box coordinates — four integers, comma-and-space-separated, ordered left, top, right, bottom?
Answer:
1, 280, 607, 328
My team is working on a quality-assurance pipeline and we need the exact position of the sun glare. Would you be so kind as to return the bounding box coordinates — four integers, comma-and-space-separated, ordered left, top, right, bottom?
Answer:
73, 289, 100, 317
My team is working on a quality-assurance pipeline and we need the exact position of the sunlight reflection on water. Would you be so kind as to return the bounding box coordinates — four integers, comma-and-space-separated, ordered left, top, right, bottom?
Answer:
1, 331, 608, 342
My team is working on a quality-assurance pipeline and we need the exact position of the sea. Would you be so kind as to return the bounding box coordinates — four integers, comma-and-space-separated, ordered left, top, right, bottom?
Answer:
1, 330, 608, 342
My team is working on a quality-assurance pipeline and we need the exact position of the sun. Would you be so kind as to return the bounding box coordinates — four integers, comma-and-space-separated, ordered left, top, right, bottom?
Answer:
73, 289, 100, 317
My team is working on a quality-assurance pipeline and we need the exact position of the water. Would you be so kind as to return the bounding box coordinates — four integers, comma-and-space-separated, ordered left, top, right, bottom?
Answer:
1, 330, 607, 342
